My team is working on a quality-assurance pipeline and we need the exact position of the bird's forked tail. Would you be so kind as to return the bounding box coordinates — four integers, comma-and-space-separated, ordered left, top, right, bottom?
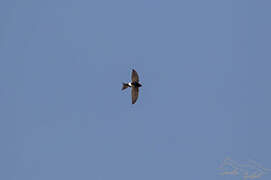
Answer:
122, 83, 129, 90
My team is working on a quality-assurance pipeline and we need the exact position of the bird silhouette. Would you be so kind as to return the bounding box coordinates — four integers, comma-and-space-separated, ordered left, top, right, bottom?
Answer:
122, 69, 142, 104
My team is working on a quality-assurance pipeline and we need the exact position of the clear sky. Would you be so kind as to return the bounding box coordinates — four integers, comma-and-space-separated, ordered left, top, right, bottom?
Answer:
1, 0, 271, 179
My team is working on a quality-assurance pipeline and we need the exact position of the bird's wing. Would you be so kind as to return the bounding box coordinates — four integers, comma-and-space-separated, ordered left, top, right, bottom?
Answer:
131, 69, 139, 82
131, 87, 139, 104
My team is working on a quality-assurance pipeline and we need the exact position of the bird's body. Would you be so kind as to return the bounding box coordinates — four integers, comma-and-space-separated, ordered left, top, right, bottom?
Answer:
122, 69, 142, 104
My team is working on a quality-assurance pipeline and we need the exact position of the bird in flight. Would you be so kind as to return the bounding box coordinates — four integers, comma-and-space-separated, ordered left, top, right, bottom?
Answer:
122, 69, 142, 104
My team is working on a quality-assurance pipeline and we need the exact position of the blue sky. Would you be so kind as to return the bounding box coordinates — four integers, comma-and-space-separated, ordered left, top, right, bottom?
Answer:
1, 0, 271, 179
